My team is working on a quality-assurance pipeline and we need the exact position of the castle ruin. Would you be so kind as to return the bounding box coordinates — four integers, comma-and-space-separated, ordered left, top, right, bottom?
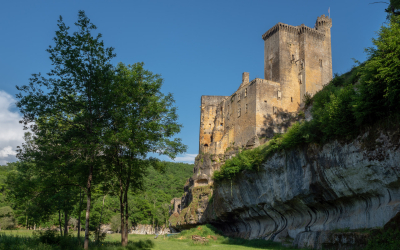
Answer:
199, 15, 332, 157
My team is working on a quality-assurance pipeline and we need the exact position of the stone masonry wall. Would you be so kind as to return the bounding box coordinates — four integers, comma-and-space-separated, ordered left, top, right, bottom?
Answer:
199, 15, 332, 155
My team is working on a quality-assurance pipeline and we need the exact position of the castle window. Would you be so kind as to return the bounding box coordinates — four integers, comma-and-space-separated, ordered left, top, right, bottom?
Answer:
238, 93, 241, 101
277, 91, 282, 99
237, 108, 241, 118
245, 88, 247, 97
245, 104, 248, 113
291, 97, 293, 102
319, 59, 323, 67
220, 123, 223, 126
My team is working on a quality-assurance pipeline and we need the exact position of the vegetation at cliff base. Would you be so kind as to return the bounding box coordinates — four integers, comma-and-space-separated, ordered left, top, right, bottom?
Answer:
214, 14, 400, 181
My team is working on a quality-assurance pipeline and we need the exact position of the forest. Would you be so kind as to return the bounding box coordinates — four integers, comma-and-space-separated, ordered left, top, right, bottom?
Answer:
0, 161, 193, 232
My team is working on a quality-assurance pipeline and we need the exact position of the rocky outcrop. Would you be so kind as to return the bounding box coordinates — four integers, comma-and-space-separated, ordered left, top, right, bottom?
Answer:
129, 224, 172, 235
171, 126, 400, 249
100, 224, 173, 235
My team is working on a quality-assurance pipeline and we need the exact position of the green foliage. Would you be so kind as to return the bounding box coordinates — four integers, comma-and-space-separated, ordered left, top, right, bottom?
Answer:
214, 15, 400, 181
0, 233, 156, 250
0, 206, 15, 230
109, 215, 122, 233
213, 147, 264, 180
386, 0, 400, 16
303, 92, 312, 107
0, 161, 193, 231
366, 229, 400, 250
353, 15, 400, 125
173, 224, 222, 238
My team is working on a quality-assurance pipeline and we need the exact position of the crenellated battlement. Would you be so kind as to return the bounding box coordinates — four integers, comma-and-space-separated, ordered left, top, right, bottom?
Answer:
262, 22, 300, 40
316, 14, 332, 29
262, 15, 330, 41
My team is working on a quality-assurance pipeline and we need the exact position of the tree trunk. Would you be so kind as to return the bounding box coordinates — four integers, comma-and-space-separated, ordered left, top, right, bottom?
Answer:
123, 165, 131, 245
98, 194, 106, 241
153, 200, 156, 229
64, 209, 69, 237
58, 210, 63, 237
84, 165, 93, 250
123, 188, 129, 245
78, 190, 83, 240
120, 180, 126, 246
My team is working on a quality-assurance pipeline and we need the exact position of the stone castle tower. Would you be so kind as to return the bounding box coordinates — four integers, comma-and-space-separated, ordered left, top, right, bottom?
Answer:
199, 15, 332, 156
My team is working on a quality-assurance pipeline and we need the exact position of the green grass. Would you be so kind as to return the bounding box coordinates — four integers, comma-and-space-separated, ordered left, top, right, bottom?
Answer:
0, 229, 302, 250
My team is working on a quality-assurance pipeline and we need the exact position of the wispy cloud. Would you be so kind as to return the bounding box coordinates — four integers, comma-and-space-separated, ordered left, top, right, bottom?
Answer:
173, 153, 197, 163
0, 91, 24, 165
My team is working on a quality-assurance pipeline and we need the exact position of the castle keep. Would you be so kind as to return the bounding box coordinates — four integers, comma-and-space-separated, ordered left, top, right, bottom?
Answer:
199, 15, 332, 156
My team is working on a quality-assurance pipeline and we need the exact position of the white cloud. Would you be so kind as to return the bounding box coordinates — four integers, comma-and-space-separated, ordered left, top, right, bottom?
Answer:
0, 146, 16, 158
0, 91, 24, 165
173, 153, 197, 163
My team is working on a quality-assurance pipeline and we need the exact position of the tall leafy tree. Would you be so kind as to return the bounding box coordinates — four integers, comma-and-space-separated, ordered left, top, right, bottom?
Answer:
16, 11, 114, 249
104, 62, 187, 245
353, 14, 400, 124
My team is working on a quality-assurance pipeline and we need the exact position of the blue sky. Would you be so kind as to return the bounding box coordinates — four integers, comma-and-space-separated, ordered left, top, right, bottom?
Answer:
0, 0, 388, 164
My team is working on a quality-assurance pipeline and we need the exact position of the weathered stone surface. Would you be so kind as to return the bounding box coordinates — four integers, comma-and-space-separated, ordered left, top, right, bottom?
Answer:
171, 127, 400, 249
201, 129, 400, 249
100, 224, 172, 235
129, 224, 171, 235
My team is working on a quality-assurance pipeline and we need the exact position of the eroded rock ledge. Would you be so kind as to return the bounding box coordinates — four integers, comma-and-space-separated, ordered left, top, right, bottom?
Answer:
171, 127, 400, 249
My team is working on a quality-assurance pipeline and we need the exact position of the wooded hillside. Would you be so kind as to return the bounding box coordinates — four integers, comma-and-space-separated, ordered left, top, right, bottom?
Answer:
0, 161, 193, 231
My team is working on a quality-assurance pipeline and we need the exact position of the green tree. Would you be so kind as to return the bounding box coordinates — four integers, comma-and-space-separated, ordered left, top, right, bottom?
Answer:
104, 62, 187, 245
16, 11, 114, 249
386, 0, 400, 16
353, 14, 400, 124
0, 206, 14, 230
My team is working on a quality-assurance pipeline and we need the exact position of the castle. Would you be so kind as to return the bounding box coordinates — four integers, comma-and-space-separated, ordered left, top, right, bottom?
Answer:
199, 15, 332, 156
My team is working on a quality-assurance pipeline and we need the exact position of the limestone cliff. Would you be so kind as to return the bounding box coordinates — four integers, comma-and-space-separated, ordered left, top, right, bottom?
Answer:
170, 126, 400, 249
101, 224, 173, 235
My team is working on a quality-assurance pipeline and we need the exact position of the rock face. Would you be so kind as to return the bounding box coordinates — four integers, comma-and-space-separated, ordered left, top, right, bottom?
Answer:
171, 127, 400, 249
100, 224, 173, 235
129, 224, 171, 235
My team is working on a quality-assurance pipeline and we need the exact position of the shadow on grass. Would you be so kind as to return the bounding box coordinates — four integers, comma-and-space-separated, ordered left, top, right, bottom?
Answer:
0, 233, 155, 250
220, 237, 296, 250
90, 239, 154, 250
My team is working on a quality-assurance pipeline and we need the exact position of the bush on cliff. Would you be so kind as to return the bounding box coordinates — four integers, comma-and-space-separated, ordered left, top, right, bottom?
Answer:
213, 15, 400, 182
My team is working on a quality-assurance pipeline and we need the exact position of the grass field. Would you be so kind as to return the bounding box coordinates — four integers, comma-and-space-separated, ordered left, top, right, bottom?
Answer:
0, 229, 299, 250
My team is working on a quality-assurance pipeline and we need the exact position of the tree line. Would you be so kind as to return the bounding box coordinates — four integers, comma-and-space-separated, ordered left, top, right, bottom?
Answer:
0, 161, 193, 234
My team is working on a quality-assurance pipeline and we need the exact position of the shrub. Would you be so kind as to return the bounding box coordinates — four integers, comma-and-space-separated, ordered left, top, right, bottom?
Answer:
303, 92, 312, 107
366, 229, 400, 250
